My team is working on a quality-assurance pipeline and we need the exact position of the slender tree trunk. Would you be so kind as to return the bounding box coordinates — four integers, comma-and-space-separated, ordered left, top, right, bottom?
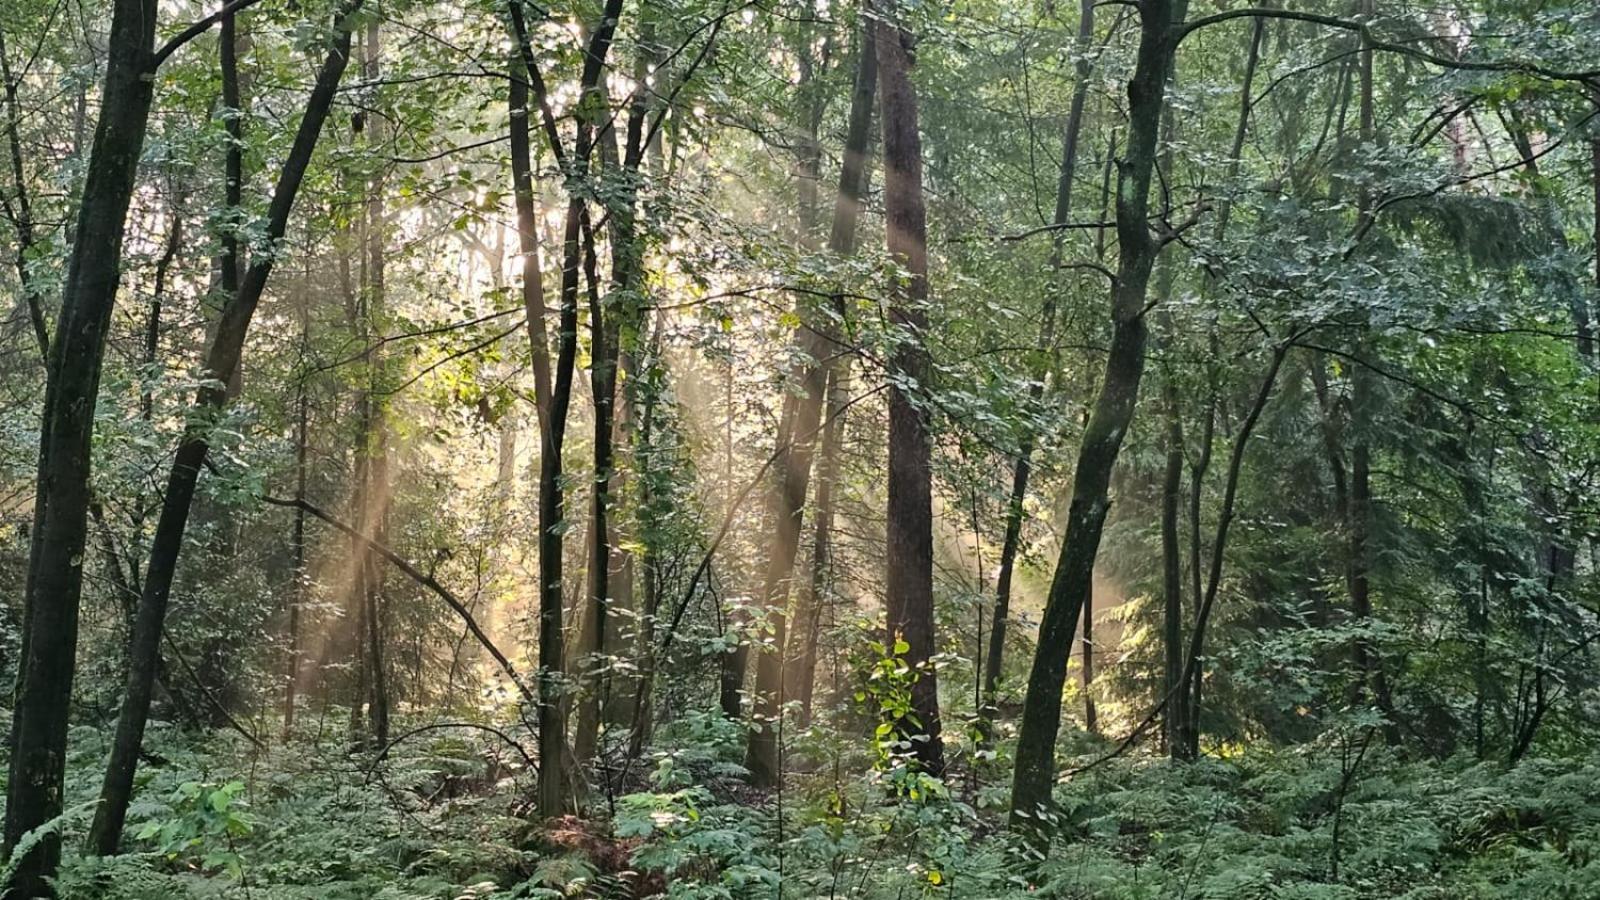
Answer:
743, 31, 836, 784
1181, 345, 1290, 759
143, 195, 184, 421
788, 364, 848, 727
1346, 365, 1401, 746
983, 0, 1097, 740
0, 28, 48, 361
507, 0, 626, 815
1161, 372, 1187, 758
506, 50, 565, 816
574, 223, 617, 764
744, 371, 825, 783
874, 1, 944, 776
358, 16, 391, 752
576, 32, 654, 759
1009, 0, 1186, 830
1177, 10, 1263, 760
4, 1, 158, 890
718, 355, 746, 721
283, 294, 310, 739
1344, 0, 1401, 747
84, 9, 358, 855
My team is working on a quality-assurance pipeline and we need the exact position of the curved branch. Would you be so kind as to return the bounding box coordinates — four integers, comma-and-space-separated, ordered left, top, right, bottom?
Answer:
364, 722, 536, 780
259, 495, 538, 708
1178, 8, 1600, 87
151, 0, 272, 70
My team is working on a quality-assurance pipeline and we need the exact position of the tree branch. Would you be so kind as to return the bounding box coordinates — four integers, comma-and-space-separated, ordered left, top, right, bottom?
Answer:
151, 0, 273, 70
1179, 9, 1600, 88
259, 494, 538, 708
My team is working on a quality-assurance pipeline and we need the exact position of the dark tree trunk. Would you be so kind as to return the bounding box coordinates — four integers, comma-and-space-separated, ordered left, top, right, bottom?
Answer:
1009, 0, 1185, 831
574, 215, 616, 764
983, 0, 1096, 740
874, 1, 944, 776
283, 289, 310, 738
4, 0, 158, 890
356, 16, 392, 753
1181, 345, 1290, 759
1175, 13, 1263, 756
0, 28, 48, 360
1161, 373, 1187, 758
85, 9, 358, 856
506, 46, 565, 815
576, 36, 652, 761
1346, 366, 1401, 746
143, 196, 184, 421
1341, 3, 1401, 747
507, 0, 626, 816
718, 359, 747, 721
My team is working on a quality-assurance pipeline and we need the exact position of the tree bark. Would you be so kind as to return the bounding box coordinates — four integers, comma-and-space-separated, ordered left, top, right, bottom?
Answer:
283, 284, 310, 739
85, 7, 358, 855
1009, 0, 1186, 831
4, 0, 158, 890
575, 28, 654, 761
743, 29, 835, 786
874, 1, 944, 776
1180, 344, 1290, 759
358, 17, 392, 752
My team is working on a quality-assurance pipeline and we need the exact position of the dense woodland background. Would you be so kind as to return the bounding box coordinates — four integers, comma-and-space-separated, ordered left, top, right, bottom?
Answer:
0, 0, 1598, 897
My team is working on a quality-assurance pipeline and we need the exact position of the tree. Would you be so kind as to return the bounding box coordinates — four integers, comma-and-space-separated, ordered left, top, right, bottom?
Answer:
86, 3, 361, 855
2, 0, 255, 890
1010, 0, 1187, 829
874, 0, 943, 776
507, 0, 627, 816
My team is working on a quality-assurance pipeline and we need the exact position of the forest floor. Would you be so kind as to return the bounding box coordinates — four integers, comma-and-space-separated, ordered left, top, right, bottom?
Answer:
23, 711, 1600, 899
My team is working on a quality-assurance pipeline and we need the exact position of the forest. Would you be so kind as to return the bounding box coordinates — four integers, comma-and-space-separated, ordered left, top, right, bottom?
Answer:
0, 0, 1597, 896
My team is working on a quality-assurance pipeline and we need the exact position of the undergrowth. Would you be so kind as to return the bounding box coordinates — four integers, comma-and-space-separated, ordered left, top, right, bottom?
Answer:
13, 713, 1600, 898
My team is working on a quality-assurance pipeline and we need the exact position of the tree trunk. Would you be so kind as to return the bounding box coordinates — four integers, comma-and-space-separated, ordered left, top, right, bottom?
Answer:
983, 0, 1096, 740
1344, 0, 1401, 747
359, 17, 392, 752
574, 221, 617, 764
1161, 371, 1188, 758
507, 0, 626, 815
1181, 345, 1290, 759
0, 28, 48, 361
745, 17, 876, 778
576, 31, 654, 760
741, 18, 842, 784
4, 0, 158, 890
788, 364, 847, 727
874, 1, 944, 776
284, 276, 311, 738
1009, 0, 1185, 831
507, 48, 565, 816
84, 8, 358, 855
1346, 365, 1401, 746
